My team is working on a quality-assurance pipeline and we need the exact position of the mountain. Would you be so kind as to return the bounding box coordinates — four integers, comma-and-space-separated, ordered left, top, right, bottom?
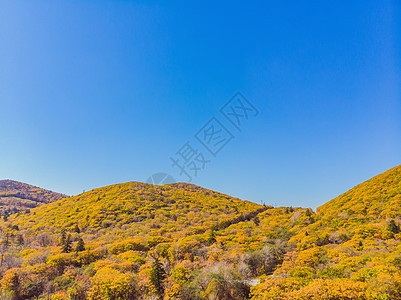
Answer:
0, 180, 67, 217
0, 181, 269, 299
0, 167, 400, 300
251, 165, 401, 299
317, 165, 401, 218
9, 181, 265, 236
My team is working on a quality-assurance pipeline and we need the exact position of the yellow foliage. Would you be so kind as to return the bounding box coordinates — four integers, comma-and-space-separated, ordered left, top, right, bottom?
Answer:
88, 267, 137, 300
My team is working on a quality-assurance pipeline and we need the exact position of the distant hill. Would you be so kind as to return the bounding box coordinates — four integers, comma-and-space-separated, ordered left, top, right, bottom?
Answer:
0, 179, 67, 217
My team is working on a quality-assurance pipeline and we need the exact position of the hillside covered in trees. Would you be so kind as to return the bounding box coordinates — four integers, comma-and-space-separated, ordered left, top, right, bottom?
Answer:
0, 165, 400, 299
0, 180, 67, 218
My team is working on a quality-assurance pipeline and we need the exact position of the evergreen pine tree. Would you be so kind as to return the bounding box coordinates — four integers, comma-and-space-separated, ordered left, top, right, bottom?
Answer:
74, 224, 80, 233
61, 234, 72, 253
60, 229, 66, 246
75, 237, 85, 252
150, 256, 167, 299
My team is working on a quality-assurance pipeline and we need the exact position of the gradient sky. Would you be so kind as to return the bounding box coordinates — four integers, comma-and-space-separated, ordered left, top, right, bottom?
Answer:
0, 1, 400, 209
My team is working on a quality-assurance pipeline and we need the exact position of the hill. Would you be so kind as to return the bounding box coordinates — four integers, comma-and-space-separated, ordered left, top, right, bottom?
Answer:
251, 165, 401, 299
0, 181, 270, 299
0, 180, 67, 217
0, 167, 400, 300
9, 182, 265, 238
317, 165, 401, 218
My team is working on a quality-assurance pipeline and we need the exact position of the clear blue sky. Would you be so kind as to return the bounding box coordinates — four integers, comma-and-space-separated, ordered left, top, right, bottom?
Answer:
0, 1, 400, 209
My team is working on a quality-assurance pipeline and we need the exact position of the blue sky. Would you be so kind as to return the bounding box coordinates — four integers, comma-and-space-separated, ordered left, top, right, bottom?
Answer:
0, 1, 400, 209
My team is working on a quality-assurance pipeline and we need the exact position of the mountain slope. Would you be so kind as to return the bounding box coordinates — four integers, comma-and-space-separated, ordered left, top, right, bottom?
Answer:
0, 181, 270, 299
317, 165, 401, 218
251, 165, 401, 299
0, 180, 67, 217
10, 182, 265, 239
0, 166, 400, 300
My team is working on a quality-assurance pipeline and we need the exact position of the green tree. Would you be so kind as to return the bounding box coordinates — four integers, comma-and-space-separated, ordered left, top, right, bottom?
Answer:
74, 224, 80, 233
150, 256, 167, 299
61, 234, 72, 253
75, 237, 85, 253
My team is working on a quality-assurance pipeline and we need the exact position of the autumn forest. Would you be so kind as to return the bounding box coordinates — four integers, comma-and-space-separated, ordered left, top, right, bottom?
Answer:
0, 165, 401, 299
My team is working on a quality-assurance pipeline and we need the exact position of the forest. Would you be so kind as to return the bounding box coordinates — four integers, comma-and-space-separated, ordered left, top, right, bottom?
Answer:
0, 165, 400, 299
0, 180, 67, 217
